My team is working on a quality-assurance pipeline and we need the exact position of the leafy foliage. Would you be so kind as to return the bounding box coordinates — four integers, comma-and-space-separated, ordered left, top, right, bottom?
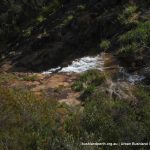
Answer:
72, 70, 107, 101
0, 74, 150, 149
66, 87, 150, 149
72, 70, 105, 95
118, 4, 139, 26
0, 0, 63, 42
100, 40, 111, 51
22, 74, 38, 81
0, 86, 71, 150
117, 21, 150, 57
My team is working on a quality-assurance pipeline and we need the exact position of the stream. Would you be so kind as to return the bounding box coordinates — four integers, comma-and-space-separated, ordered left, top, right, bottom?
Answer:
43, 53, 145, 84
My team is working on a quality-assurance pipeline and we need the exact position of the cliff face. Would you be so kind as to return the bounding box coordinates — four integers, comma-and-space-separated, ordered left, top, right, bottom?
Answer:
0, 0, 149, 72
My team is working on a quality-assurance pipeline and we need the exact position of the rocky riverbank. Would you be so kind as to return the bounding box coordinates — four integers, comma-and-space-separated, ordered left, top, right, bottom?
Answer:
0, 52, 147, 107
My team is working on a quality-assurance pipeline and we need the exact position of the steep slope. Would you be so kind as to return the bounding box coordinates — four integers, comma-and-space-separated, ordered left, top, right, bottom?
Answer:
0, 0, 131, 71
0, 0, 149, 76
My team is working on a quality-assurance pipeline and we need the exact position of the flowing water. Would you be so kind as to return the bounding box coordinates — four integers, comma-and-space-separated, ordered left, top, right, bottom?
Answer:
43, 53, 145, 84
43, 54, 104, 74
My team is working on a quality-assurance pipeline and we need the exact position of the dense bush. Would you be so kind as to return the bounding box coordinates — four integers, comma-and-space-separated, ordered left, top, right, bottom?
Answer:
100, 40, 111, 51
72, 70, 106, 101
67, 71, 150, 149
66, 87, 150, 149
117, 21, 150, 57
72, 70, 106, 92
119, 21, 150, 46
0, 0, 63, 42
0, 72, 150, 149
0, 86, 71, 150
118, 4, 139, 26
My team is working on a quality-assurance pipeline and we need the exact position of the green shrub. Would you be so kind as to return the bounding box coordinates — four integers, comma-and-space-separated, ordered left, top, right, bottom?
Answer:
42, 0, 62, 16
118, 4, 139, 26
77, 5, 86, 11
0, 86, 70, 150
100, 40, 111, 50
22, 27, 33, 37
37, 15, 46, 23
117, 21, 150, 57
22, 74, 38, 81
66, 87, 150, 147
72, 70, 106, 102
118, 42, 138, 56
59, 15, 74, 27
119, 21, 150, 45
72, 70, 105, 92
72, 81, 83, 91
80, 85, 96, 101
0, 73, 17, 84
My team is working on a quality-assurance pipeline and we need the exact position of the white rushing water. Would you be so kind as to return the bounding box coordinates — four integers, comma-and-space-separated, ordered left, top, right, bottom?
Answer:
43, 54, 104, 74
118, 67, 145, 84
127, 74, 145, 83
43, 53, 145, 84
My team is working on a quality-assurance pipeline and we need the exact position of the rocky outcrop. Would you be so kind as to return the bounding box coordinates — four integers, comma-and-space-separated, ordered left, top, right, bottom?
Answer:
105, 80, 136, 101
6, 72, 81, 106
